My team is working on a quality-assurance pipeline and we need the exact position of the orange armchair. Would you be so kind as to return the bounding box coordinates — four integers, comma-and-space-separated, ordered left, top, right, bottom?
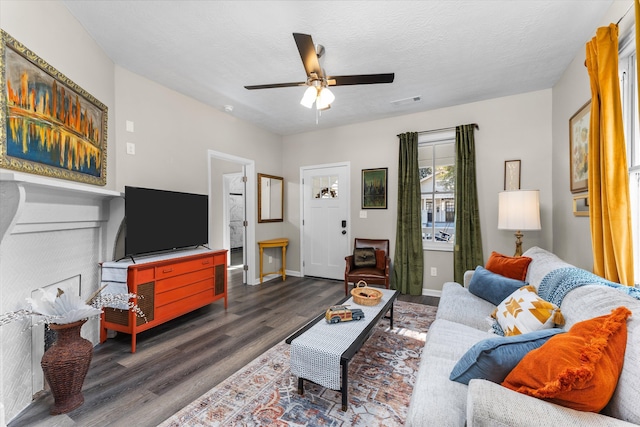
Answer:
344, 238, 390, 295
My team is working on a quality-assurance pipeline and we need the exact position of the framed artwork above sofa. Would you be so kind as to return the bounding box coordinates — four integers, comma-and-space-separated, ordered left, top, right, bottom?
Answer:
569, 101, 590, 193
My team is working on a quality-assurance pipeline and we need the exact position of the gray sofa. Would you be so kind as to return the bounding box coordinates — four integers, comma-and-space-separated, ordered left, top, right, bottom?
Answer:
406, 246, 640, 426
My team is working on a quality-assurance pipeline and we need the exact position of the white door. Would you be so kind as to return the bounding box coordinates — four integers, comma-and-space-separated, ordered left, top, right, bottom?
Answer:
302, 164, 350, 280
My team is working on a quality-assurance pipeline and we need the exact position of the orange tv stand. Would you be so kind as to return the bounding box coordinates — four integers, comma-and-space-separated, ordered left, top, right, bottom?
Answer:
100, 248, 227, 353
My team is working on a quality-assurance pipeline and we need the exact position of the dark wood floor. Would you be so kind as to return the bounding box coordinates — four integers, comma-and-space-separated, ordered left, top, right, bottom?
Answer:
9, 269, 438, 427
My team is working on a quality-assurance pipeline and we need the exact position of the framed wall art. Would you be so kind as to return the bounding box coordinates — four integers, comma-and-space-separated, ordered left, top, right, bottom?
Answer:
504, 159, 521, 191
0, 30, 108, 186
569, 101, 590, 193
573, 193, 589, 217
362, 167, 387, 209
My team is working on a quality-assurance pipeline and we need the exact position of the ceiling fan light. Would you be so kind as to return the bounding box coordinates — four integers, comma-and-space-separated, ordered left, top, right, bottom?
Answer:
300, 86, 317, 108
319, 87, 335, 104
316, 87, 335, 110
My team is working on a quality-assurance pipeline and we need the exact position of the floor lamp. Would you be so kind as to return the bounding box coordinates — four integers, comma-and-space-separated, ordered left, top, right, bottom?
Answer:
498, 190, 541, 257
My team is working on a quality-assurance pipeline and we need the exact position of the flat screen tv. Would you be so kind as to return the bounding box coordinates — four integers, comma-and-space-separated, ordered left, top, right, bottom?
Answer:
125, 186, 209, 257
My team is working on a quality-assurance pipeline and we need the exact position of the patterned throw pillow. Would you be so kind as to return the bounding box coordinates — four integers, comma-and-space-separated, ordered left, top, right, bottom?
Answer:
502, 307, 631, 412
353, 247, 376, 268
492, 285, 564, 336
485, 251, 532, 281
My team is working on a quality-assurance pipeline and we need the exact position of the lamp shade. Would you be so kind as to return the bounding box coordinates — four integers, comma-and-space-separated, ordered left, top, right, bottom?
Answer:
300, 86, 317, 108
498, 190, 541, 231
316, 87, 335, 110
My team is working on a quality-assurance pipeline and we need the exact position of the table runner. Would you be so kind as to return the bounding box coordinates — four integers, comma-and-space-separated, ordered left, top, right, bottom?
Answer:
290, 288, 396, 390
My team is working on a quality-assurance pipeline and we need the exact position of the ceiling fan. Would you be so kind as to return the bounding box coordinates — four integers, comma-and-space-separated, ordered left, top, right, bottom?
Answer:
244, 33, 395, 111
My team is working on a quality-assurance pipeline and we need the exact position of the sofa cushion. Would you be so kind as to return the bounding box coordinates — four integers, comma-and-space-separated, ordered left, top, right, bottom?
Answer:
502, 306, 631, 412
450, 328, 564, 385
436, 282, 497, 331
468, 266, 527, 305
493, 285, 564, 336
485, 251, 532, 281
521, 246, 574, 291
468, 380, 638, 426
405, 318, 491, 427
353, 247, 376, 267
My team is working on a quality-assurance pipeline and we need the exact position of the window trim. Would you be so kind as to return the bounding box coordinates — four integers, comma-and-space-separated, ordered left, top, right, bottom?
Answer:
619, 30, 639, 285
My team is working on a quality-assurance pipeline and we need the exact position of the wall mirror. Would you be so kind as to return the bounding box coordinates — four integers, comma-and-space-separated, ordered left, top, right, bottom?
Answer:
258, 173, 283, 223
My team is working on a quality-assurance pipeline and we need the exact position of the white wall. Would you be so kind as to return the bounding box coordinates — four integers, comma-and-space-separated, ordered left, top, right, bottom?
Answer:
113, 67, 284, 283
551, 0, 634, 269
283, 89, 553, 293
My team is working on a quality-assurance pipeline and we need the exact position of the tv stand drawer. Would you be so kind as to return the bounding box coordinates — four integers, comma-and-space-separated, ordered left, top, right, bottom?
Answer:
155, 256, 214, 279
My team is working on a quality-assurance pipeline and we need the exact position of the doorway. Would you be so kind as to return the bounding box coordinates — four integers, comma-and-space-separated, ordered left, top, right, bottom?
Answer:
224, 172, 245, 269
208, 150, 255, 285
301, 162, 351, 280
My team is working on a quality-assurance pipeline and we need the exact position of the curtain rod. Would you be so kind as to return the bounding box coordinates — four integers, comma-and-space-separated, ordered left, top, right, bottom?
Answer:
417, 123, 479, 135
617, 3, 633, 25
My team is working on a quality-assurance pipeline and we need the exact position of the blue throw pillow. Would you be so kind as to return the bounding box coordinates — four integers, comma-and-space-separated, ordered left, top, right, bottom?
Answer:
468, 266, 527, 305
449, 328, 565, 385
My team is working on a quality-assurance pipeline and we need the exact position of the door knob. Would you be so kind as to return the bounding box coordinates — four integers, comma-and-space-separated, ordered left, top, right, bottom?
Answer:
342, 230, 347, 235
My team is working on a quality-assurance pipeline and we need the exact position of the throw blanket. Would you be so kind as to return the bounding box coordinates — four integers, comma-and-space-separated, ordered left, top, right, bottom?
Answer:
538, 267, 640, 307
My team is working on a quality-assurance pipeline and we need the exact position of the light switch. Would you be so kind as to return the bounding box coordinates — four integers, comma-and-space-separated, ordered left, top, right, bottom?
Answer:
360, 210, 367, 218
126, 120, 135, 132
126, 142, 136, 155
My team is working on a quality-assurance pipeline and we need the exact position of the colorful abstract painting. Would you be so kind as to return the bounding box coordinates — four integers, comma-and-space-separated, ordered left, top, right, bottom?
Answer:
0, 30, 107, 186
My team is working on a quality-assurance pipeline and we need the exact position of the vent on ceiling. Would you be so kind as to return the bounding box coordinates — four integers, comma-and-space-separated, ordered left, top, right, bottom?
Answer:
390, 96, 422, 106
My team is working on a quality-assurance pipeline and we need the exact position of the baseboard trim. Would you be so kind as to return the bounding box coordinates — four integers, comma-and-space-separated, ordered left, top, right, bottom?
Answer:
422, 288, 442, 298
248, 270, 302, 286
285, 269, 301, 278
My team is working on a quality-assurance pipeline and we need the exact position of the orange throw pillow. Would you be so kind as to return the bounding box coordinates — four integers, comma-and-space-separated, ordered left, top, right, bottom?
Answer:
485, 251, 532, 281
502, 306, 631, 412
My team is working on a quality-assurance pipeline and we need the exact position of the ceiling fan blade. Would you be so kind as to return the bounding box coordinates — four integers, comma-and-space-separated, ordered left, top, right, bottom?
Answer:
244, 82, 307, 90
293, 33, 323, 79
327, 73, 395, 86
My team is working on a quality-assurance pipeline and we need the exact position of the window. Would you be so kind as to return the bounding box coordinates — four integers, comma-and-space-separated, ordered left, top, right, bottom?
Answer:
619, 31, 639, 285
418, 130, 456, 250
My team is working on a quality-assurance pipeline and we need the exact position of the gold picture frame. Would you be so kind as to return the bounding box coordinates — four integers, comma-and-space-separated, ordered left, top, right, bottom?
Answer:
0, 30, 108, 186
569, 101, 590, 193
573, 193, 589, 216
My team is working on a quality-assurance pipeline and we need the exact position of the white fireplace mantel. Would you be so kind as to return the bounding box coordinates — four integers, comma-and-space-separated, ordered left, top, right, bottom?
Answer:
0, 171, 122, 243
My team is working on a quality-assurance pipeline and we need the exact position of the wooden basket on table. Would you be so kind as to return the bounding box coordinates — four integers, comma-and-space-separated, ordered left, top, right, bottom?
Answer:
351, 280, 382, 306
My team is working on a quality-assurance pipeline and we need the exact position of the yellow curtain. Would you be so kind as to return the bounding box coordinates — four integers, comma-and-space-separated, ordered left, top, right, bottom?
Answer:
585, 24, 634, 286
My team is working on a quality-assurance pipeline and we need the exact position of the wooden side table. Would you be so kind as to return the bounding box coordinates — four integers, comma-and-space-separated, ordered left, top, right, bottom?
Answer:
258, 238, 289, 283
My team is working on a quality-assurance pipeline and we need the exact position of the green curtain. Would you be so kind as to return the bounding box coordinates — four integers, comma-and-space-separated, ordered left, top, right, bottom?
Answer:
393, 132, 424, 295
454, 124, 484, 283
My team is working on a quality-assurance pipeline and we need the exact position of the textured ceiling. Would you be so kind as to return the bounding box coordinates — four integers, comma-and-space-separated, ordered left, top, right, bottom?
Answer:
62, 1, 613, 136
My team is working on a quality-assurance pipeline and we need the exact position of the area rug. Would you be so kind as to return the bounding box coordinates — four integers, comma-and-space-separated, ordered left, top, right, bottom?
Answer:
159, 301, 437, 427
